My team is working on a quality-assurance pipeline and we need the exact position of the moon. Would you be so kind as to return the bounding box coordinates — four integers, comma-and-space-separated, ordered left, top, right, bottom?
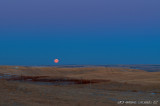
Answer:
54, 59, 59, 63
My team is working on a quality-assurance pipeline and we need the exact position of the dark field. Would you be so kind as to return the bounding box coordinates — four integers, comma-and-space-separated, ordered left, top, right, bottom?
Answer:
0, 66, 160, 106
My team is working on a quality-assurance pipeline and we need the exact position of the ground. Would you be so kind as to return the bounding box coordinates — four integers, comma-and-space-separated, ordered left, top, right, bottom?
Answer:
0, 66, 160, 106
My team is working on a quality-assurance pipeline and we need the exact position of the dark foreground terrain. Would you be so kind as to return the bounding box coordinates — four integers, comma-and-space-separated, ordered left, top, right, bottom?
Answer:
0, 66, 160, 106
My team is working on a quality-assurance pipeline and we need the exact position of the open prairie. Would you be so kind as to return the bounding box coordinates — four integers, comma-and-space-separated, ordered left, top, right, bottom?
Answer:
0, 66, 160, 106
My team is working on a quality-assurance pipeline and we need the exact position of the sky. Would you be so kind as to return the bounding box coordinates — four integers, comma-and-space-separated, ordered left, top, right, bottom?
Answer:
0, 0, 160, 65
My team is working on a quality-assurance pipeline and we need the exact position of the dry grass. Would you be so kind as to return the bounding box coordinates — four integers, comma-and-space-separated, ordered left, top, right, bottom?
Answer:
0, 66, 160, 106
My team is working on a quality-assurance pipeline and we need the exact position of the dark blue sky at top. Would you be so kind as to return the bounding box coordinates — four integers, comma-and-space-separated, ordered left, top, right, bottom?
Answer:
0, 0, 160, 65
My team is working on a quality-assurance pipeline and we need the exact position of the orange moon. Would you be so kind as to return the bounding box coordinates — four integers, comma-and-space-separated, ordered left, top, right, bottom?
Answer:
54, 59, 59, 63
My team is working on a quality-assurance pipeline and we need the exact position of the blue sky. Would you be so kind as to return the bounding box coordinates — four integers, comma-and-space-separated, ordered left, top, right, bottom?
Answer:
0, 0, 160, 65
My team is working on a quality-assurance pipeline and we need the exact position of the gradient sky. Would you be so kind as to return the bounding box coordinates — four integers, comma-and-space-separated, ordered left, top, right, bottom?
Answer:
0, 0, 160, 65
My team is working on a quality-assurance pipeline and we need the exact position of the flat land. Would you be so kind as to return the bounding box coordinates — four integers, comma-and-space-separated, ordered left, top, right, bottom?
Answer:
0, 66, 160, 106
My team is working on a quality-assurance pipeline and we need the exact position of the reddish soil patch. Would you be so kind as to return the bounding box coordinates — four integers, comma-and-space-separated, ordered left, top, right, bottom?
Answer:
0, 74, 108, 85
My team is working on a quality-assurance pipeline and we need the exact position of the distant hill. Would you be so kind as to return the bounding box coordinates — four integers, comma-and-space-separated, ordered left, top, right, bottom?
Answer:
102, 64, 160, 72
